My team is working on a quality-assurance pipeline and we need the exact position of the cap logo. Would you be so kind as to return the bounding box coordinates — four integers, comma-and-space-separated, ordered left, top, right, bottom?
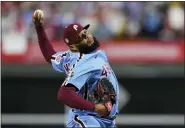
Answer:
73, 25, 78, 31
65, 38, 69, 43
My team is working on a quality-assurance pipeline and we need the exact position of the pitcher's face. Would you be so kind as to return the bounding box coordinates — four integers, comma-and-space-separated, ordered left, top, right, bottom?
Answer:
76, 30, 94, 46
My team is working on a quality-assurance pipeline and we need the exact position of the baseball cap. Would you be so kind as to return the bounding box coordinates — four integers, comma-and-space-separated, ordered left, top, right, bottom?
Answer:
63, 23, 90, 46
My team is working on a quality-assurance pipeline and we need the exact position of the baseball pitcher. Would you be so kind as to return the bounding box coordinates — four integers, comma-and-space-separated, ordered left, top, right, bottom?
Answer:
33, 9, 119, 127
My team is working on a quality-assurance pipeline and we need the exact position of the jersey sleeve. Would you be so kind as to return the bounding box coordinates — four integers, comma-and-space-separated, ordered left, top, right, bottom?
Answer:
51, 51, 70, 73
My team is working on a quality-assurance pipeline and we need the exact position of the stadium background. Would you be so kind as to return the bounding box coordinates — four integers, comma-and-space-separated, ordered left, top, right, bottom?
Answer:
1, 1, 184, 128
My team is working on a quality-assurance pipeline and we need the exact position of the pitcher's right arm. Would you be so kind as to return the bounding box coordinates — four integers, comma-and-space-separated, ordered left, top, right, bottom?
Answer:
32, 9, 56, 64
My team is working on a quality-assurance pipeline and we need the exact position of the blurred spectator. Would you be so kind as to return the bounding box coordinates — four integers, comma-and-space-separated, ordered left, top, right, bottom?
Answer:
1, 1, 184, 43
167, 2, 184, 38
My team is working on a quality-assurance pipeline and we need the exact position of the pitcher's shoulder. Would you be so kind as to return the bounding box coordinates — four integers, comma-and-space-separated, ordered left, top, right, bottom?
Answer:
87, 50, 108, 69
94, 49, 109, 63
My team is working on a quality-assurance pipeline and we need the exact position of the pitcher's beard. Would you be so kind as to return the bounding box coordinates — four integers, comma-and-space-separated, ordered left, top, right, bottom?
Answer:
76, 37, 100, 54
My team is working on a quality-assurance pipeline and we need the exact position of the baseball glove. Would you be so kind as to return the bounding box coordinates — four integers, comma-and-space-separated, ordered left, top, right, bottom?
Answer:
88, 78, 116, 114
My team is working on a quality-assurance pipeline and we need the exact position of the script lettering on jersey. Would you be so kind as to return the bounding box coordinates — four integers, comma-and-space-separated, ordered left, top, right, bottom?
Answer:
64, 63, 70, 73
62, 53, 83, 86
101, 64, 111, 77
52, 52, 67, 64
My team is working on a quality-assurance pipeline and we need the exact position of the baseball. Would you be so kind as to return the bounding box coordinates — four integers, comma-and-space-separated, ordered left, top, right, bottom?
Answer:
33, 9, 44, 18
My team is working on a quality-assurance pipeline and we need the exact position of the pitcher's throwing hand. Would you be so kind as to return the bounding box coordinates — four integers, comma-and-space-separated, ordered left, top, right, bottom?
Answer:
32, 9, 44, 26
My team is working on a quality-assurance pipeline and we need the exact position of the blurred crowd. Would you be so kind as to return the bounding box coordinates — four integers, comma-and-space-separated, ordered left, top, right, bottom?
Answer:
2, 2, 184, 43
